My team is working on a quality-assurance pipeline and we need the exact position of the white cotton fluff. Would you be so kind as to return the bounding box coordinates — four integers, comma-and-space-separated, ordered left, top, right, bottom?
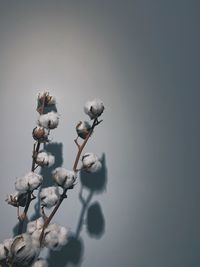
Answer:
84, 98, 104, 119
0, 238, 13, 260
40, 186, 60, 208
38, 111, 59, 129
35, 151, 55, 167
38, 91, 56, 106
31, 258, 48, 267
15, 172, 43, 193
27, 218, 44, 248
44, 223, 68, 251
52, 168, 77, 189
76, 121, 91, 139
11, 233, 40, 266
27, 217, 44, 235
82, 152, 102, 173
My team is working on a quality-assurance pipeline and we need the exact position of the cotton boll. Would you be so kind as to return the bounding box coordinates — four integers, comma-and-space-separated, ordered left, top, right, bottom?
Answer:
15, 172, 43, 193
27, 218, 44, 235
84, 98, 104, 119
27, 218, 44, 247
82, 153, 102, 173
76, 121, 91, 139
52, 168, 77, 189
32, 126, 49, 142
40, 186, 60, 208
31, 258, 48, 267
35, 151, 55, 167
11, 234, 40, 266
6, 191, 27, 207
44, 224, 68, 251
38, 112, 59, 129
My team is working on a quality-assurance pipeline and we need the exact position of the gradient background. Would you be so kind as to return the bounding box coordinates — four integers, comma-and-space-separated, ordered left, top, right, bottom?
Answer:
0, 1, 200, 267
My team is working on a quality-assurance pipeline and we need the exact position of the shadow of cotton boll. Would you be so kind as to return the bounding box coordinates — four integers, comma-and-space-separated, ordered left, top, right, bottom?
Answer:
30, 142, 63, 221
47, 235, 84, 267
86, 202, 105, 238
80, 153, 107, 193
40, 142, 63, 188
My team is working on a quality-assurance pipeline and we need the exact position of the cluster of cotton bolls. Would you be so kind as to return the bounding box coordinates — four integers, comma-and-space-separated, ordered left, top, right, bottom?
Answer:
27, 218, 68, 251
75, 98, 104, 172
0, 217, 68, 265
32, 92, 59, 142
1, 95, 105, 266
0, 233, 40, 266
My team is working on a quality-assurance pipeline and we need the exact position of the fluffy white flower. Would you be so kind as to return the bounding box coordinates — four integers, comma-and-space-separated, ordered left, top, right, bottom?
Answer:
76, 121, 91, 139
0, 238, 13, 260
84, 98, 104, 119
44, 223, 68, 251
5, 191, 27, 207
11, 233, 40, 266
52, 168, 77, 189
27, 217, 44, 235
32, 126, 49, 142
31, 258, 48, 267
40, 186, 60, 208
15, 172, 43, 193
38, 91, 56, 106
35, 151, 55, 167
82, 152, 102, 172
38, 111, 59, 129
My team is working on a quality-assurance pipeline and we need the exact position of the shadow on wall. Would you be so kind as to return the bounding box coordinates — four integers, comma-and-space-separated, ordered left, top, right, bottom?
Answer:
12, 142, 63, 236
47, 153, 107, 267
31, 142, 63, 221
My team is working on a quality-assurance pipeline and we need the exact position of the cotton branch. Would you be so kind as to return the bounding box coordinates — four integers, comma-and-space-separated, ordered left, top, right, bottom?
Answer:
39, 104, 104, 245
17, 94, 46, 235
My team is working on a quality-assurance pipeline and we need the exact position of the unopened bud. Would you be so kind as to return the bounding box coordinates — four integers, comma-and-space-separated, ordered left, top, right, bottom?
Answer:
76, 121, 91, 139
32, 127, 49, 142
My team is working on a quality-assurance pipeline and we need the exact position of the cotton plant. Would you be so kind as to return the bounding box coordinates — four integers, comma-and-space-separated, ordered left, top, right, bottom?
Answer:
0, 91, 104, 267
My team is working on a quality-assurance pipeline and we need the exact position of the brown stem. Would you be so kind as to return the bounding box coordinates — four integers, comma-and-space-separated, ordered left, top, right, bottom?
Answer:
39, 189, 67, 244
39, 117, 102, 244
73, 118, 98, 172
17, 95, 46, 235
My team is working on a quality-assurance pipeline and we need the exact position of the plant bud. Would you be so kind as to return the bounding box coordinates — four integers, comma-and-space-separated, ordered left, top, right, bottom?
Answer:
32, 127, 49, 142
76, 121, 91, 139
6, 192, 27, 207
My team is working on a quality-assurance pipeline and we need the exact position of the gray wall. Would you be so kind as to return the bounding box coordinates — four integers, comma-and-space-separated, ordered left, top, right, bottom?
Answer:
0, 1, 200, 266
